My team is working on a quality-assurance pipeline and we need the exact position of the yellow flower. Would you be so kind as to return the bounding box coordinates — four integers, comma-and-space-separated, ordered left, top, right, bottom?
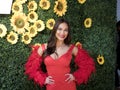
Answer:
6, 31, 18, 44
28, 1, 37, 11
0, 24, 7, 38
34, 43, 41, 46
39, 0, 50, 10
12, 1, 23, 13
32, 43, 41, 50
46, 18, 55, 30
27, 11, 38, 23
84, 18, 92, 28
15, 0, 27, 4
54, 0, 67, 17
10, 13, 29, 34
97, 55, 105, 65
75, 42, 82, 48
34, 20, 45, 32
22, 32, 32, 44
78, 0, 86, 4
27, 25, 38, 37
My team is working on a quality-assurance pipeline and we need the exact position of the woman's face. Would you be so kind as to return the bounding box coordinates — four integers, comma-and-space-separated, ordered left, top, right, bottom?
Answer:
55, 22, 69, 41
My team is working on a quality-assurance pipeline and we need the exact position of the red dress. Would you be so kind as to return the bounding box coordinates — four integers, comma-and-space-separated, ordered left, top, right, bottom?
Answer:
44, 45, 76, 90
24, 44, 95, 90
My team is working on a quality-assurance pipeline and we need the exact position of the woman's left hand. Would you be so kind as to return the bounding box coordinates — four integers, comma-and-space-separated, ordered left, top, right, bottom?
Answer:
65, 73, 75, 83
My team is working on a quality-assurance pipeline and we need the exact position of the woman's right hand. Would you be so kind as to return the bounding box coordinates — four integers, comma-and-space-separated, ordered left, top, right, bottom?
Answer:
44, 76, 55, 85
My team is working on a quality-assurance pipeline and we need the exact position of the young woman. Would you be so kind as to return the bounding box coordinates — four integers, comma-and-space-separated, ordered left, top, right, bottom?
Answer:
25, 18, 95, 90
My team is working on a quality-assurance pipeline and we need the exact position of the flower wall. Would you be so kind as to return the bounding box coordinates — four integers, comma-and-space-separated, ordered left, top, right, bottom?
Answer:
0, 0, 116, 90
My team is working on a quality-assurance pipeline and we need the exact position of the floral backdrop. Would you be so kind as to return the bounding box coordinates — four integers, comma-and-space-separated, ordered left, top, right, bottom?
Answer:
0, 0, 116, 90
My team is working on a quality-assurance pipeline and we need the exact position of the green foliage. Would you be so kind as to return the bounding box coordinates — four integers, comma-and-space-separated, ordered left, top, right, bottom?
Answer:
0, 0, 116, 90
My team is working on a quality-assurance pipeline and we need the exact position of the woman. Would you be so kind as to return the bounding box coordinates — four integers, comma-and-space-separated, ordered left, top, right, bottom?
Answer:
25, 18, 95, 90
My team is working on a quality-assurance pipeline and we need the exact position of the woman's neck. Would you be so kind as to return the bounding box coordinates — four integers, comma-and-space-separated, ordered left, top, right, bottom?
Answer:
56, 41, 65, 48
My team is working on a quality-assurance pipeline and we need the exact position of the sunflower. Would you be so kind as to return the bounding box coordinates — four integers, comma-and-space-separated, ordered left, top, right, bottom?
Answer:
15, 0, 27, 4
46, 18, 55, 30
54, 0, 67, 17
34, 43, 41, 47
6, 31, 18, 44
27, 25, 38, 37
28, 1, 37, 11
0, 24, 7, 38
22, 32, 32, 44
75, 42, 82, 48
78, 0, 86, 4
27, 11, 38, 23
10, 13, 29, 34
84, 18, 92, 28
32, 43, 41, 50
39, 0, 50, 10
97, 55, 105, 65
12, 2, 23, 13
34, 20, 45, 32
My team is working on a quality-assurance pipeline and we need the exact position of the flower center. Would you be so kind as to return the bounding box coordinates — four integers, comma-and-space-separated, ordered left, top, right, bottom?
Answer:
29, 4, 34, 9
30, 28, 35, 34
57, 2, 63, 11
24, 35, 29, 41
99, 58, 102, 62
42, 2, 47, 7
0, 28, 3, 34
86, 20, 90, 25
49, 22, 53, 27
14, 5, 19, 11
15, 18, 25, 28
9, 35, 15, 41
30, 14, 35, 20
37, 23, 41, 29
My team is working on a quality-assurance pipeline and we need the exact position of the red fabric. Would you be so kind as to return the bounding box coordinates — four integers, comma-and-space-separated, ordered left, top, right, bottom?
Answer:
24, 44, 95, 88
44, 45, 76, 90
24, 45, 47, 87
73, 45, 95, 85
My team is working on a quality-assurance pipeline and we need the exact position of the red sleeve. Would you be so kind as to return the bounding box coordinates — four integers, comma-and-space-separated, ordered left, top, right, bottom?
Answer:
73, 45, 95, 85
24, 45, 47, 87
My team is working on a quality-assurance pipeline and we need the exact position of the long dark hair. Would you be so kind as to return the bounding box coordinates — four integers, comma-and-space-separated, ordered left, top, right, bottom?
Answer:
41, 18, 71, 72
43, 18, 71, 58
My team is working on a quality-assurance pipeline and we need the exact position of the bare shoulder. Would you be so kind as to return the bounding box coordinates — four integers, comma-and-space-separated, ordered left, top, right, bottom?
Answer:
72, 45, 78, 56
37, 43, 47, 56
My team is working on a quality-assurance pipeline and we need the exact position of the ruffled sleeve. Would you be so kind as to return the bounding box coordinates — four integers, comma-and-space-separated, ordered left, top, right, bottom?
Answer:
24, 45, 47, 87
73, 45, 95, 85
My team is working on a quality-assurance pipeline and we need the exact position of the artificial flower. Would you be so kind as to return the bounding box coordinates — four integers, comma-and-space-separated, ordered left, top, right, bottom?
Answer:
6, 31, 18, 44
32, 43, 41, 50
21, 32, 32, 44
0, 24, 7, 38
34, 43, 41, 46
15, 0, 27, 4
39, 0, 50, 10
84, 18, 92, 28
28, 1, 37, 11
10, 13, 29, 34
34, 20, 45, 32
78, 0, 86, 4
27, 11, 38, 23
75, 42, 82, 48
12, 1, 23, 13
54, 0, 67, 17
46, 18, 55, 30
27, 25, 38, 37
97, 55, 105, 65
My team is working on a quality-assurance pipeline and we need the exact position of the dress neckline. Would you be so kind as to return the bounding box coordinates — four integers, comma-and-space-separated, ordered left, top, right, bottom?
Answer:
49, 45, 74, 61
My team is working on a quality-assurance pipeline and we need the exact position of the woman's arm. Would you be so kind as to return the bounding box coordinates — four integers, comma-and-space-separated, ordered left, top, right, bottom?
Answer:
72, 45, 95, 85
24, 44, 47, 87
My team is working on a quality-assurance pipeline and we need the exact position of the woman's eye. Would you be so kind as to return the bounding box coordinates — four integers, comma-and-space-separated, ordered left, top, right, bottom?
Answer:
65, 29, 68, 31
